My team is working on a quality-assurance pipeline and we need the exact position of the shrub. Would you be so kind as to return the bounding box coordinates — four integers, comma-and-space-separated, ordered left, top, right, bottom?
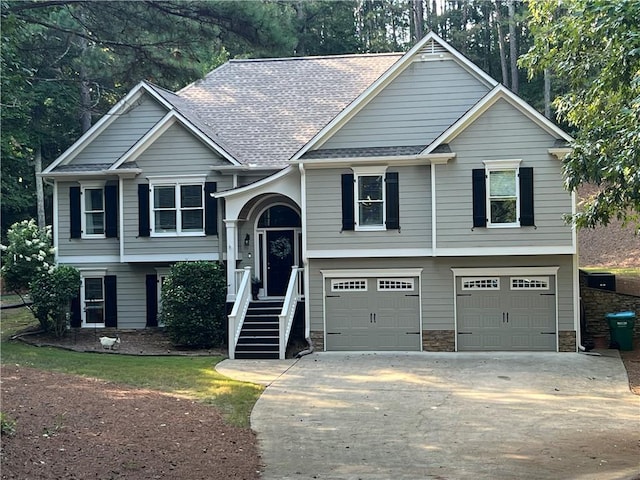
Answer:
30, 265, 80, 337
0, 219, 55, 293
160, 261, 227, 348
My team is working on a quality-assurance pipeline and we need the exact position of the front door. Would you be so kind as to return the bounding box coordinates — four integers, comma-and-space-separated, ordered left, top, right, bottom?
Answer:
266, 230, 295, 296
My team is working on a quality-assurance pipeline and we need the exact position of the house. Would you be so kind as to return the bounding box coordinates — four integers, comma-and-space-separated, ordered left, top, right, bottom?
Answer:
42, 32, 578, 358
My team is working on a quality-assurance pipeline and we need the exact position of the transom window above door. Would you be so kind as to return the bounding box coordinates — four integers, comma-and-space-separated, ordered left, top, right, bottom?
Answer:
150, 179, 205, 236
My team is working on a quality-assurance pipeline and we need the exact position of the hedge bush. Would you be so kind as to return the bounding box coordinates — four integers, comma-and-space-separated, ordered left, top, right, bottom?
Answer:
160, 261, 227, 348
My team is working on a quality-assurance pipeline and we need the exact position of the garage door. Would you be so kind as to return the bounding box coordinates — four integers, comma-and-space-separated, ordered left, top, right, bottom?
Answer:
325, 277, 421, 351
456, 275, 556, 351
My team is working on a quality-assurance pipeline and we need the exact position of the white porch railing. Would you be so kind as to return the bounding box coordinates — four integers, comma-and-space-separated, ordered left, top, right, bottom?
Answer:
228, 266, 252, 360
278, 266, 304, 359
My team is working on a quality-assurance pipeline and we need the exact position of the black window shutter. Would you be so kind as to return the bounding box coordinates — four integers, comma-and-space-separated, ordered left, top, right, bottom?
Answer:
105, 185, 118, 238
204, 182, 218, 235
472, 169, 487, 228
138, 184, 150, 237
70, 289, 81, 328
385, 172, 400, 230
104, 275, 117, 328
70, 186, 81, 238
519, 167, 535, 226
341, 173, 355, 231
146, 274, 158, 327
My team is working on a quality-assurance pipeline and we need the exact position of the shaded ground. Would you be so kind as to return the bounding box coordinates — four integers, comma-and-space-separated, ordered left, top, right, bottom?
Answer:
0, 364, 261, 480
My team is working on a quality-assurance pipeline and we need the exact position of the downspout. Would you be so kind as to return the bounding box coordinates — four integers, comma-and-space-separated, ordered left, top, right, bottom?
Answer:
51, 180, 59, 265
296, 162, 314, 357
431, 162, 437, 256
119, 176, 124, 262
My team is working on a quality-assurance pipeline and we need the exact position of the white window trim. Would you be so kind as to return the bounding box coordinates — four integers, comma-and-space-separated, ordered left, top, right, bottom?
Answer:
149, 177, 206, 237
483, 159, 521, 229
79, 269, 108, 328
80, 181, 106, 239
352, 166, 388, 232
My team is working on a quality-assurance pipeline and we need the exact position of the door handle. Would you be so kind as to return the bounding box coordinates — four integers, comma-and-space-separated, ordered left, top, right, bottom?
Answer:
502, 312, 505, 323
506, 312, 509, 323
373, 313, 376, 323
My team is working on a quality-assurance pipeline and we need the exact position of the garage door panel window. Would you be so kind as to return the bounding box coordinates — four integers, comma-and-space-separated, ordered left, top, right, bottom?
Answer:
377, 278, 414, 291
461, 277, 500, 290
510, 277, 550, 290
331, 279, 368, 292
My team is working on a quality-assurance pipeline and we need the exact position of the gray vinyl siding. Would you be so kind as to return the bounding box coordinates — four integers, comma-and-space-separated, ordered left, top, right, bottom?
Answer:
123, 122, 232, 258
305, 165, 431, 251
69, 96, 167, 165
323, 59, 490, 149
56, 261, 167, 329
307, 254, 575, 336
436, 98, 573, 248
56, 181, 120, 257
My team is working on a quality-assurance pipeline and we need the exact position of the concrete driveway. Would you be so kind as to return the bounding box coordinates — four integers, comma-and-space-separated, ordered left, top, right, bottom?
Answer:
217, 352, 640, 480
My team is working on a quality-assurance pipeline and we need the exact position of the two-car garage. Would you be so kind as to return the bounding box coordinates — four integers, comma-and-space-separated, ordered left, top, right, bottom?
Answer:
322, 267, 559, 352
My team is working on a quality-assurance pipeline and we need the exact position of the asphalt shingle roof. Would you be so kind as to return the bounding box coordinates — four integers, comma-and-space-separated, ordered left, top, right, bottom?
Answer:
177, 53, 402, 167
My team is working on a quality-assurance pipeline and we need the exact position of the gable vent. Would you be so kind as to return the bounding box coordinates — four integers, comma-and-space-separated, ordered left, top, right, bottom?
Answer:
419, 39, 448, 57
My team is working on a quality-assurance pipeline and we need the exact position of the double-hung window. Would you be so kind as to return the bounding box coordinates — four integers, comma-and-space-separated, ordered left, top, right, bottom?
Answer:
484, 160, 521, 228
81, 182, 106, 238
150, 178, 205, 236
354, 166, 387, 231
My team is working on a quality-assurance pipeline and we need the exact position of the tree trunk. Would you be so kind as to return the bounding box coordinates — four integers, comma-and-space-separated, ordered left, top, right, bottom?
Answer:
544, 68, 551, 118
508, 0, 518, 94
411, 0, 424, 43
34, 144, 46, 229
494, 0, 510, 88
78, 34, 92, 133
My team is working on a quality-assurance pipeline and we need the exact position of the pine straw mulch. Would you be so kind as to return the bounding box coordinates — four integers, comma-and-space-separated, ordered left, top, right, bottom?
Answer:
1, 330, 261, 480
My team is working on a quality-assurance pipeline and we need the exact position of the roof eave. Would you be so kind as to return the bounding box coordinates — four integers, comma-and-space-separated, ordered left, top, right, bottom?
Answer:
294, 152, 455, 168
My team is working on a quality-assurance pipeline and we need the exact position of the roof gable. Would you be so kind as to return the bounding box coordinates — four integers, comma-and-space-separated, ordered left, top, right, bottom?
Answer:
292, 32, 498, 160
43, 82, 172, 173
422, 85, 573, 154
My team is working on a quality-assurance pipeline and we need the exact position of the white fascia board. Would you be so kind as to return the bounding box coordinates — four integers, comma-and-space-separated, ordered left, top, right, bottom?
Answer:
423, 86, 573, 155
424, 32, 498, 89
308, 248, 433, 258
215, 166, 293, 199
40, 169, 142, 180
110, 110, 239, 170
121, 253, 219, 263
295, 153, 455, 169
436, 245, 576, 256
321, 268, 423, 278
44, 83, 163, 173
451, 266, 560, 276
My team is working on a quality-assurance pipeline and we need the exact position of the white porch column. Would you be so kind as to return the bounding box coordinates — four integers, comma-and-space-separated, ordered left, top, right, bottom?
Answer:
225, 219, 238, 302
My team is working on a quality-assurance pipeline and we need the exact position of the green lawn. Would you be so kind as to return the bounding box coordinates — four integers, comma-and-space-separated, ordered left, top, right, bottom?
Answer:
582, 267, 640, 276
0, 307, 262, 427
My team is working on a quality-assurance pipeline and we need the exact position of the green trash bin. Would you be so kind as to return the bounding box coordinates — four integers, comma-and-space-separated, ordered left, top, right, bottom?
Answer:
605, 311, 636, 351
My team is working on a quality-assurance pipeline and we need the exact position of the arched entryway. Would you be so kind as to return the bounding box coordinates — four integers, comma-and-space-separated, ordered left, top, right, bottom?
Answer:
255, 204, 302, 297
